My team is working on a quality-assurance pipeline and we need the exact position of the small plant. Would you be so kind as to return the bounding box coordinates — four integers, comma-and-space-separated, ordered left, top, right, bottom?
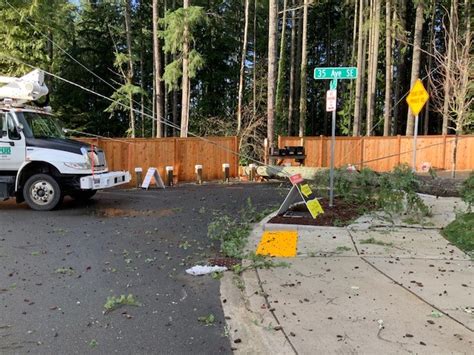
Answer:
360, 238, 393, 247
208, 199, 278, 259
231, 253, 289, 275
428, 167, 437, 179
335, 246, 352, 252
402, 217, 419, 225
211, 271, 224, 280
89, 339, 98, 348
31, 251, 40, 256
55, 267, 75, 276
104, 294, 140, 313
208, 214, 250, 258
198, 313, 215, 326
232, 274, 245, 290
179, 241, 191, 250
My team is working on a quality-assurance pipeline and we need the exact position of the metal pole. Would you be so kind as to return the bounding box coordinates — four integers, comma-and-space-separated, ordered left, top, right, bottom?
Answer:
329, 107, 336, 207
412, 115, 419, 172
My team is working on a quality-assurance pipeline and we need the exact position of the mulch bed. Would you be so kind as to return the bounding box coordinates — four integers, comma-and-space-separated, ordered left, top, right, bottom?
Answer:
268, 197, 374, 226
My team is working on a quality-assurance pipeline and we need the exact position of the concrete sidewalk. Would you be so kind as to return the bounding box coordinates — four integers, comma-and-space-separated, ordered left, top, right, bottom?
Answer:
221, 196, 473, 354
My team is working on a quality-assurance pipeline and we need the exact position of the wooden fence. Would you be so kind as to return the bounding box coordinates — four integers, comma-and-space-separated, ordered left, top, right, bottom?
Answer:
278, 135, 474, 172
77, 137, 239, 184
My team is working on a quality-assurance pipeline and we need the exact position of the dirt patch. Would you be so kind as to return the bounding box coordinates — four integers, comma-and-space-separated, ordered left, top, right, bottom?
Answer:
268, 198, 374, 226
93, 207, 176, 218
417, 176, 464, 197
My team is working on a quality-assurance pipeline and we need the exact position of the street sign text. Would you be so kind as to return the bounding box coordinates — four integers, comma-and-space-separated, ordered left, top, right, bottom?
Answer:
314, 67, 358, 80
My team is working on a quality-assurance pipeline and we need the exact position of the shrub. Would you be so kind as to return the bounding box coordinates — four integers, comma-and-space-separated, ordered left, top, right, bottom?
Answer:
461, 172, 474, 211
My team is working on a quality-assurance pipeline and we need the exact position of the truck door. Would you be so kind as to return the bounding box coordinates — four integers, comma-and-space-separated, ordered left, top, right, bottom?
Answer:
0, 112, 26, 171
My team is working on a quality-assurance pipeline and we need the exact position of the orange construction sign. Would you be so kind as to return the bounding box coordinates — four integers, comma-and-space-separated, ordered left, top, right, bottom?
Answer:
406, 79, 429, 116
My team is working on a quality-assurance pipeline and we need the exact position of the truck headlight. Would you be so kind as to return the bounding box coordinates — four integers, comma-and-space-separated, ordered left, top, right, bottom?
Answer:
64, 162, 91, 170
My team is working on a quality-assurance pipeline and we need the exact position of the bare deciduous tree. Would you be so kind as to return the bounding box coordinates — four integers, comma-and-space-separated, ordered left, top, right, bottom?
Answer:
430, 1, 472, 177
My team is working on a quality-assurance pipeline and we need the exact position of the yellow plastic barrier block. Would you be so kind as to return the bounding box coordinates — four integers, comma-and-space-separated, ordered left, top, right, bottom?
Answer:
256, 230, 298, 258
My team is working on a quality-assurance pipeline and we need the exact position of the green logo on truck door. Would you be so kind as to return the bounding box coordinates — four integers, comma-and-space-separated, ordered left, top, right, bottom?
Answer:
0, 147, 11, 155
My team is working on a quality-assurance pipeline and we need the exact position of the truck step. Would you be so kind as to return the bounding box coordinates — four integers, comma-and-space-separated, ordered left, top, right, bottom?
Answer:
0, 176, 15, 200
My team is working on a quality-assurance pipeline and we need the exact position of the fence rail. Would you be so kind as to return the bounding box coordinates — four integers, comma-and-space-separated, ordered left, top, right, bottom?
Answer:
76, 136, 239, 185
278, 135, 474, 172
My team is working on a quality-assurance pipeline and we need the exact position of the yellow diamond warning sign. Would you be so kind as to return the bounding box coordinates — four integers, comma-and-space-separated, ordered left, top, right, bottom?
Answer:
406, 79, 429, 116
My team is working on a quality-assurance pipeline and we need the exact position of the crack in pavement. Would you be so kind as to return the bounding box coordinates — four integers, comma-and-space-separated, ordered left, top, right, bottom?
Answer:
346, 229, 474, 333
254, 269, 299, 355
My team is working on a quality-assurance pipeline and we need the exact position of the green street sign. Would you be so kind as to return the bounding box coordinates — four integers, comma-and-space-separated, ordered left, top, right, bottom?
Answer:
330, 79, 338, 90
0, 147, 11, 155
314, 67, 358, 80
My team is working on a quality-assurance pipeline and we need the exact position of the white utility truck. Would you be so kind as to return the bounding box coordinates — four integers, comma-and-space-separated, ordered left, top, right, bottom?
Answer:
0, 69, 131, 210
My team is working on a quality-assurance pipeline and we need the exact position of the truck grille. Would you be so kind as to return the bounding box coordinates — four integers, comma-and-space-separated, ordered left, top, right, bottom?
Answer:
87, 148, 106, 169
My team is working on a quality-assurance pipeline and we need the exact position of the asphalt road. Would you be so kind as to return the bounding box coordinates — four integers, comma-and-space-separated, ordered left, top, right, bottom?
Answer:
0, 183, 287, 354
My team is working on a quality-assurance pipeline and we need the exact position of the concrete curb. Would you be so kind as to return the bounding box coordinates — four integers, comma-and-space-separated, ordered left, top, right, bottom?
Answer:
220, 266, 295, 354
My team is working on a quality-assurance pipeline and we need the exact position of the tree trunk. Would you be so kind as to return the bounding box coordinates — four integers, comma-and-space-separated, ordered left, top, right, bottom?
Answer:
406, 2, 424, 136
294, 3, 303, 124
267, 0, 278, 147
180, 0, 190, 137
276, 0, 288, 131
346, 0, 358, 133
392, 0, 406, 135
152, 0, 164, 138
423, 2, 436, 135
124, 0, 135, 138
288, 0, 297, 135
140, 40, 145, 137
353, 0, 365, 136
171, 0, 178, 137
253, 0, 258, 118
366, 0, 380, 136
237, 0, 250, 135
442, 0, 455, 135
383, 0, 392, 136
173, 88, 178, 136
298, 0, 308, 137
163, 0, 169, 137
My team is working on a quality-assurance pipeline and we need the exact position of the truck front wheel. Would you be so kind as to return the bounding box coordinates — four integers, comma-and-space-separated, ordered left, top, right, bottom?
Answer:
23, 174, 63, 211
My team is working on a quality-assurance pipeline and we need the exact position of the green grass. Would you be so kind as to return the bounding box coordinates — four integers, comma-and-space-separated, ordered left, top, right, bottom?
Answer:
442, 213, 474, 257
359, 237, 393, 247
336, 246, 352, 252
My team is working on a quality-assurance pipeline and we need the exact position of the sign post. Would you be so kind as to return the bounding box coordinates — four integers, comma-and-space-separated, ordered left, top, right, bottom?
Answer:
406, 79, 429, 172
326, 86, 337, 207
314, 67, 357, 207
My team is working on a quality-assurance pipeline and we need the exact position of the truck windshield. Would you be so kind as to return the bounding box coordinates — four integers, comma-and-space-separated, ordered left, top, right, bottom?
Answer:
17, 112, 65, 139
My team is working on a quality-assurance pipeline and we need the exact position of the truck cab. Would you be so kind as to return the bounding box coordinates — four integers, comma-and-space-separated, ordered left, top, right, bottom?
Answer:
0, 70, 130, 210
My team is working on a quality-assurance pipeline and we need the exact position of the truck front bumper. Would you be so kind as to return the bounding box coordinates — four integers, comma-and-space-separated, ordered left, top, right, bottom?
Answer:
80, 171, 131, 190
